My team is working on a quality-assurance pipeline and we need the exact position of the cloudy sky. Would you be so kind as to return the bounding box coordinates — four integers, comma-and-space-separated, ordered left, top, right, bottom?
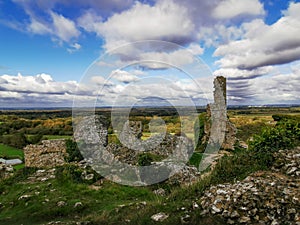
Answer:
0, 0, 300, 107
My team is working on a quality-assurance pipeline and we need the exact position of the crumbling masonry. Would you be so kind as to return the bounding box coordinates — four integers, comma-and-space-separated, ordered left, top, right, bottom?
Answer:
24, 139, 66, 168
24, 76, 236, 175
205, 76, 237, 150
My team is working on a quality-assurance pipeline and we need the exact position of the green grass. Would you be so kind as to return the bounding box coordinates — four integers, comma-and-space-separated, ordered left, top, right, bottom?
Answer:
188, 152, 203, 168
0, 145, 280, 225
0, 143, 24, 160
0, 166, 158, 225
0, 163, 228, 225
43, 135, 72, 140
13, 164, 25, 170
0, 110, 298, 224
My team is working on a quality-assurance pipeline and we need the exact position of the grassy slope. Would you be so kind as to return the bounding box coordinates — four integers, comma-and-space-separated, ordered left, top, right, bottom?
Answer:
0, 166, 227, 225
0, 144, 24, 160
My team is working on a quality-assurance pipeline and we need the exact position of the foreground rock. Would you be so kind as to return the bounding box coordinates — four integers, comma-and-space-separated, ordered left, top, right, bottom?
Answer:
0, 162, 14, 180
151, 212, 169, 222
200, 147, 300, 224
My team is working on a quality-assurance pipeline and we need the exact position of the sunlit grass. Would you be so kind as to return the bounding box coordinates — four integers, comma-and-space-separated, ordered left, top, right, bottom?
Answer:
0, 143, 24, 160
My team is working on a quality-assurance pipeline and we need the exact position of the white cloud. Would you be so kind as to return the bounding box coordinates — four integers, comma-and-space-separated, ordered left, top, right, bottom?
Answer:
0, 73, 78, 94
282, 2, 300, 19
197, 24, 244, 47
186, 43, 204, 55
214, 2, 300, 69
0, 73, 99, 107
212, 0, 264, 19
139, 48, 196, 69
110, 69, 139, 84
27, 18, 52, 35
67, 43, 81, 53
214, 66, 274, 80
77, 9, 103, 33
249, 69, 300, 104
79, 1, 195, 50
50, 11, 80, 43
217, 63, 300, 105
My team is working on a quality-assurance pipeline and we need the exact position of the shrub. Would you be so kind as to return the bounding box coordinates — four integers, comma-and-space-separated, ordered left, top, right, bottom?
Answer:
65, 139, 84, 162
137, 153, 164, 166
28, 133, 43, 144
55, 164, 101, 184
211, 150, 260, 184
248, 115, 300, 167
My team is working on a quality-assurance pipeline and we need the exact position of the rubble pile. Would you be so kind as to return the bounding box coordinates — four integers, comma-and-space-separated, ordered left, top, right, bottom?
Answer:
0, 162, 14, 179
200, 148, 300, 224
272, 147, 300, 177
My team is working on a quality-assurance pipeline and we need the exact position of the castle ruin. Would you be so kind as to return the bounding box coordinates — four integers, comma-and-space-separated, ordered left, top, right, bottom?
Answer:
23, 76, 236, 176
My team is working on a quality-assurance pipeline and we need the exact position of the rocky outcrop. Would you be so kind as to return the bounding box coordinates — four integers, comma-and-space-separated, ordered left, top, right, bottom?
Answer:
24, 140, 66, 168
200, 147, 300, 224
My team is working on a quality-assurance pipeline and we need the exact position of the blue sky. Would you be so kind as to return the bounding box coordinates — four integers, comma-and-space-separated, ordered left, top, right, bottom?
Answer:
0, 0, 300, 107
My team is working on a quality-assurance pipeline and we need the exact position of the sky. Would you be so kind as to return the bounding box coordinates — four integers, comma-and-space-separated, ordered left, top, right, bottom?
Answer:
0, 0, 300, 107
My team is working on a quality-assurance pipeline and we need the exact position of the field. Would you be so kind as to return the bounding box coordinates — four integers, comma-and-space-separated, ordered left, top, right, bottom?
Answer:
0, 144, 24, 160
0, 107, 299, 224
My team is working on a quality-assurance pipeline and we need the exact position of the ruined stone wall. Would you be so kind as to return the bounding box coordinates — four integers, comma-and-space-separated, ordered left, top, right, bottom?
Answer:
205, 76, 237, 150
73, 115, 108, 146
24, 76, 236, 172
24, 139, 67, 168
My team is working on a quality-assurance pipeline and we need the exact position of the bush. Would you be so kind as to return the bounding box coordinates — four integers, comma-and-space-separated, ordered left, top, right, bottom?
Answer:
210, 150, 260, 184
65, 139, 84, 162
2, 133, 28, 149
138, 153, 164, 166
28, 133, 43, 144
55, 164, 101, 184
248, 115, 300, 167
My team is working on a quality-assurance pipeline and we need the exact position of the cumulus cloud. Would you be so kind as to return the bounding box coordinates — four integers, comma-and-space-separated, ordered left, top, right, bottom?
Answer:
110, 70, 139, 84
77, 9, 103, 33
197, 24, 244, 47
79, 1, 196, 50
50, 11, 80, 43
0, 73, 78, 94
214, 66, 274, 80
6, 0, 268, 57
3, 0, 299, 106
138, 48, 197, 69
220, 63, 300, 105
209, 2, 300, 105
212, 0, 264, 19
0, 73, 96, 107
249, 69, 300, 104
214, 2, 300, 70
